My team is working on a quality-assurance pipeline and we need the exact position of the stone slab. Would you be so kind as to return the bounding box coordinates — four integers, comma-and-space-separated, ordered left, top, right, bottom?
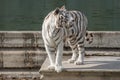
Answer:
40, 56, 120, 80
41, 56, 120, 72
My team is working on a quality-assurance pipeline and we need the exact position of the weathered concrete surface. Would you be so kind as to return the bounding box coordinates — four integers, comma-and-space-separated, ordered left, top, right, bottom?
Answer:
1, 50, 120, 69
0, 50, 46, 68
0, 31, 42, 47
0, 31, 120, 48
40, 56, 120, 80
0, 71, 40, 80
64, 49, 120, 56
0, 31, 120, 80
86, 31, 120, 48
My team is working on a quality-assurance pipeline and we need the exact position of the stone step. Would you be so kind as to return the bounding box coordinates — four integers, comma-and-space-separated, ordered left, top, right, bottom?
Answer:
0, 70, 40, 80
0, 49, 120, 69
0, 50, 46, 68
40, 56, 120, 80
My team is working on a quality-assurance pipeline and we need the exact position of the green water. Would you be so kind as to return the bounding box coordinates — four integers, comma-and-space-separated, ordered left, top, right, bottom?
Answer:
0, 0, 120, 31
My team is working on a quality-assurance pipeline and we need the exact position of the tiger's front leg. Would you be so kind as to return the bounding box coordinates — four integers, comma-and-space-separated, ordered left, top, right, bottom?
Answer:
55, 41, 63, 73
45, 45, 55, 71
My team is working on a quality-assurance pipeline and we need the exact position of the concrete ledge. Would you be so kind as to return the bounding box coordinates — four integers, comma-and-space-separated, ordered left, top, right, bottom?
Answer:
40, 71, 120, 80
0, 31, 120, 48
1, 50, 120, 68
0, 71, 40, 80
40, 56, 120, 72
40, 56, 120, 80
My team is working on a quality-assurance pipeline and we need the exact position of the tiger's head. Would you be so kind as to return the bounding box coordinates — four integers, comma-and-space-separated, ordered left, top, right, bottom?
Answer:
52, 6, 69, 28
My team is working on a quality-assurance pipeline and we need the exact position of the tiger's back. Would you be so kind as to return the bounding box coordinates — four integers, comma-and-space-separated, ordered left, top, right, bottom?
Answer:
64, 10, 88, 49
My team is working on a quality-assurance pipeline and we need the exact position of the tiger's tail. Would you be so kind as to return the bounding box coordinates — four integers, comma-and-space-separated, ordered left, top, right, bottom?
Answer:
85, 31, 93, 44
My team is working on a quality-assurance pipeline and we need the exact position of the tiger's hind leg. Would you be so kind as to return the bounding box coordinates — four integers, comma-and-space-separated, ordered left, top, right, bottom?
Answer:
67, 48, 78, 63
74, 45, 85, 65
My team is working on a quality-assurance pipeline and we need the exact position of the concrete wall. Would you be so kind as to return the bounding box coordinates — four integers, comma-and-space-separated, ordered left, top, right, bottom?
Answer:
0, 31, 42, 47
0, 31, 120, 69
87, 31, 120, 48
0, 31, 46, 69
0, 31, 120, 48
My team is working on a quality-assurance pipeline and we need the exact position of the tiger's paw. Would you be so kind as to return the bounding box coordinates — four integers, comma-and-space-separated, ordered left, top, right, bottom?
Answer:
55, 65, 63, 73
47, 65, 55, 71
67, 59, 75, 63
74, 61, 84, 65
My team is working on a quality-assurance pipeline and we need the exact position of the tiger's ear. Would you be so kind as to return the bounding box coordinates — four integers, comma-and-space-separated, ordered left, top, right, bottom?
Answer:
60, 5, 66, 10
54, 8, 60, 15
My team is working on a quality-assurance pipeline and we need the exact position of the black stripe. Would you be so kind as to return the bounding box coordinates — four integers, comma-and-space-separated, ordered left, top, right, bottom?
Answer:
70, 38, 76, 45
71, 28, 74, 34
54, 30, 62, 42
78, 12, 84, 31
45, 14, 50, 20
72, 45, 77, 50
78, 40, 84, 45
74, 11, 81, 37
44, 37, 51, 46
70, 11, 74, 18
70, 37, 76, 43
73, 12, 78, 35
79, 12, 82, 31
53, 29, 60, 37
45, 11, 52, 20
77, 35, 83, 42
72, 11, 78, 23
45, 44, 55, 52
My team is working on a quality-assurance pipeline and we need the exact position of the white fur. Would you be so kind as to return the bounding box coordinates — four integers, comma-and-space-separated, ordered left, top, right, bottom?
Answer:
42, 7, 86, 73
42, 11, 64, 72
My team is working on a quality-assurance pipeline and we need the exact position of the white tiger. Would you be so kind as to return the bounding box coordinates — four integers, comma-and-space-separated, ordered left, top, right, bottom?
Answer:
42, 6, 93, 72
